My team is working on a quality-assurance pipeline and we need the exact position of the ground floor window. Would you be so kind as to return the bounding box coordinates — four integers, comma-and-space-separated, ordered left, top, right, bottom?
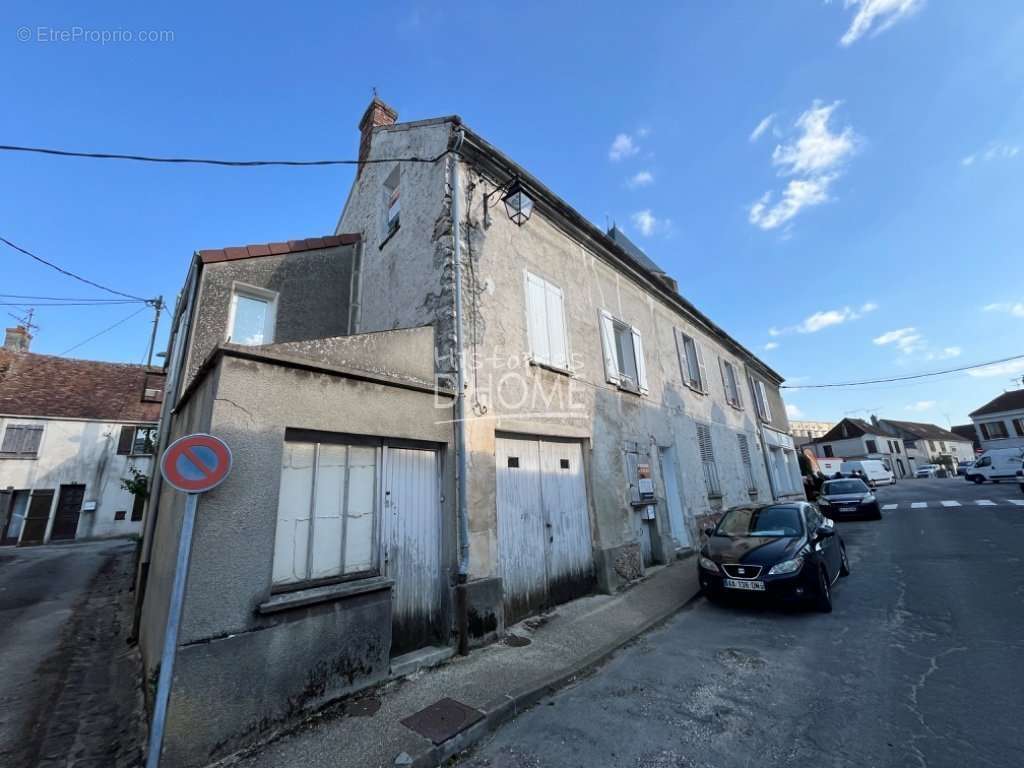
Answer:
272, 439, 378, 588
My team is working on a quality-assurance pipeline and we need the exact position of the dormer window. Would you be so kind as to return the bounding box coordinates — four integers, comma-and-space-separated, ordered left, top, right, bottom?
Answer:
383, 166, 400, 239
227, 283, 277, 346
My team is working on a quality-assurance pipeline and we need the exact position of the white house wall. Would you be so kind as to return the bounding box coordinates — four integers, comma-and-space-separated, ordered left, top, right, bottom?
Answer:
0, 415, 153, 541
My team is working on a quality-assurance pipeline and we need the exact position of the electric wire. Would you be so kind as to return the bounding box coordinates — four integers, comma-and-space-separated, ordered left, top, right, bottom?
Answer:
0, 144, 449, 168
0, 293, 145, 303
782, 353, 1024, 389
0, 235, 149, 301
59, 305, 149, 356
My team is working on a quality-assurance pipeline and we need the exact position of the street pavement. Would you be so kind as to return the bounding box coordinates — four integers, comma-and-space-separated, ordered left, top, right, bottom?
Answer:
0, 538, 145, 768
459, 478, 1024, 768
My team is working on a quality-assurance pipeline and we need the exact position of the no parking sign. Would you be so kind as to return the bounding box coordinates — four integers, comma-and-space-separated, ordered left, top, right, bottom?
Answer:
160, 433, 232, 494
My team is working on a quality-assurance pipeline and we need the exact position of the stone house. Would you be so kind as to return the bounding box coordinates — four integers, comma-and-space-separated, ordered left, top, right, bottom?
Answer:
136, 98, 803, 766
0, 327, 164, 544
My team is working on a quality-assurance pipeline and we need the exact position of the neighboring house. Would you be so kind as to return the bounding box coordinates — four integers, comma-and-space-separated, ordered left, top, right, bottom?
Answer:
789, 420, 836, 449
809, 417, 907, 476
875, 418, 975, 469
0, 326, 164, 545
969, 389, 1024, 451
136, 98, 804, 766
950, 424, 982, 454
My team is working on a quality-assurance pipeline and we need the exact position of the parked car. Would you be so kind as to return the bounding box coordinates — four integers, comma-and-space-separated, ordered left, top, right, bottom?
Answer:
956, 461, 974, 476
841, 459, 896, 487
964, 448, 1024, 484
915, 464, 938, 478
816, 478, 882, 520
698, 502, 849, 613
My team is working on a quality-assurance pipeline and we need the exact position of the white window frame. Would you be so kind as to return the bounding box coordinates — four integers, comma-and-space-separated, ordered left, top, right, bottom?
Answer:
383, 165, 401, 239
524, 270, 570, 371
599, 309, 648, 394
674, 329, 708, 394
0, 422, 44, 457
132, 426, 157, 456
226, 282, 278, 346
749, 375, 773, 422
980, 420, 1009, 440
720, 358, 742, 409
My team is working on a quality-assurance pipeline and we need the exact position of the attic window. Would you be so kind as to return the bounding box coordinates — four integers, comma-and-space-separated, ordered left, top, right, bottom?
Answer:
383, 166, 400, 239
227, 283, 277, 346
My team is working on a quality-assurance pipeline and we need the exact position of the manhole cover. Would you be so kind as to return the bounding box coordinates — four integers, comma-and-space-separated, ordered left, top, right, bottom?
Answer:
401, 697, 484, 745
504, 633, 531, 647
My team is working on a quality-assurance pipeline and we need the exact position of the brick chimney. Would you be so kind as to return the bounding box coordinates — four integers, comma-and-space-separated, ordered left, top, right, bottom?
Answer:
357, 97, 398, 178
4, 325, 30, 352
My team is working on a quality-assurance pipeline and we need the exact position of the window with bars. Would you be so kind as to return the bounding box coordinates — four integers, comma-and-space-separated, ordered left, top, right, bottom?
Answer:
737, 434, 757, 493
1, 424, 43, 457
696, 423, 720, 496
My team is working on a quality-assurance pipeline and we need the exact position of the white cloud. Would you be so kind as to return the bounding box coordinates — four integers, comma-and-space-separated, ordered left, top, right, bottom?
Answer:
785, 403, 804, 419
839, 0, 925, 47
772, 102, 859, 176
963, 143, 1020, 167
764, 341, 779, 351
873, 327, 925, 354
770, 302, 877, 336
966, 359, 1024, 378
925, 346, 961, 361
905, 400, 936, 412
626, 170, 654, 188
609, 133, 639, 162
630, 209, 671, 237
983, 301, 1024, 318
749, 113, 776, 143
749, 101, 860, 231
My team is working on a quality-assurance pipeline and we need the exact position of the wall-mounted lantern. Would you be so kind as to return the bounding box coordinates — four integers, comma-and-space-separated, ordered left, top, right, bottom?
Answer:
483, 175, 534, 228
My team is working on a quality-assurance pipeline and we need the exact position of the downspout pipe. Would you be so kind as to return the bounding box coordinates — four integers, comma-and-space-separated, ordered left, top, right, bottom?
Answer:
451, 127, 471, 656
451, 127, 470, 582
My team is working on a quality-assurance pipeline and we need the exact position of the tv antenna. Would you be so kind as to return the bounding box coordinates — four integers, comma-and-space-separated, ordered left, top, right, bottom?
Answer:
7, 307, 39, 335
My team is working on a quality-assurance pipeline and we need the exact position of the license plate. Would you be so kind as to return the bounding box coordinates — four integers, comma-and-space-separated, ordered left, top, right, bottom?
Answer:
723, 578, 765, 591
840, 506, 856, 513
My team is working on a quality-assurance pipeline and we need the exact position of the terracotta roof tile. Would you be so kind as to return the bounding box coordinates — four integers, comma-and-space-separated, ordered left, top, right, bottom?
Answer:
0, 349, 165, 422
196, 233, 360, 264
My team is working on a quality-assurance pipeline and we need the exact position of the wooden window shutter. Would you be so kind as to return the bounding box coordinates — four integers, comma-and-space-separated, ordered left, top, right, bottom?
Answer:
599, 310, 620, 384
695, 342, 709, 394
117, 426, 135, 455
631, 327, 648, 394
525, 272, 550, 364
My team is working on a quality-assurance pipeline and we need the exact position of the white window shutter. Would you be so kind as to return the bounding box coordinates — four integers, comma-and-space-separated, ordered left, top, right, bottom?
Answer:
599, 310, 620, 384
631, 327, 648, 394
719, 357, 729, 400
525, 273, 550, 364
759, 381, 773, 422
545, 281, 568, 369
734, 365, 744, 408
695, 341, 709, 394
674, 328, 688, 387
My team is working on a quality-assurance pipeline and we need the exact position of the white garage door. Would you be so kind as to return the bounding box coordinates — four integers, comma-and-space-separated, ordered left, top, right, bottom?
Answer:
496, 437, 594, 625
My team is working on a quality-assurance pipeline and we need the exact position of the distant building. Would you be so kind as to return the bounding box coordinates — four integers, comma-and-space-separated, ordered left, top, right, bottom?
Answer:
0, 326, 164, 545
789, 420, 835, 448
969, 389, 1024, 451
809, 418, 907, 476
950, 424, 982, 454
874, 418, 974, 469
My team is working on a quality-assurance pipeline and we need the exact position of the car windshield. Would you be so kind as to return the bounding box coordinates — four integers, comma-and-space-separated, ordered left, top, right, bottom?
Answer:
715, 506, 803, 538
824, 480, 869, 495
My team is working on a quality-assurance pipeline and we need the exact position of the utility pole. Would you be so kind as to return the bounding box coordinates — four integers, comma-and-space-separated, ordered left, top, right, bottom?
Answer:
145, 296, 163, 368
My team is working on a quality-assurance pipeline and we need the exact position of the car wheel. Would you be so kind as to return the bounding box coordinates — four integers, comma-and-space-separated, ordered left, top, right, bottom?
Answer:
815, 567, 833, 613
840, 544, 850, 577
972, 475, 984, 485
872, 504, 882, 521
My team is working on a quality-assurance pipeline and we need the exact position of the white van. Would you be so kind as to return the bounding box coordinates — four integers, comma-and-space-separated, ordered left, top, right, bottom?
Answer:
817, 458, 844, 477
841, 460, 895, 487
965, 448, 1024, 484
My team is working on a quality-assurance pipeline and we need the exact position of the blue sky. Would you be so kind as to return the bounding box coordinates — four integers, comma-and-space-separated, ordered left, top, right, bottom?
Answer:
2, 1, 1022, 425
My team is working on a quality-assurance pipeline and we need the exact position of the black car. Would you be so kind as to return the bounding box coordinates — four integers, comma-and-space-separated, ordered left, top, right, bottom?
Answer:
816, 478, 882, 520
698, 502, 849, 612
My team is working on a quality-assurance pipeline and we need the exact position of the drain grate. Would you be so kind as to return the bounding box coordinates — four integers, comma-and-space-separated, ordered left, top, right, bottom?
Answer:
400, 697, 484, 745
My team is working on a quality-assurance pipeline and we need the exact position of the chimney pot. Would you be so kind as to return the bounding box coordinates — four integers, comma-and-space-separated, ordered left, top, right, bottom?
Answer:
4, 325, 30, 353
357, 97, 398, 178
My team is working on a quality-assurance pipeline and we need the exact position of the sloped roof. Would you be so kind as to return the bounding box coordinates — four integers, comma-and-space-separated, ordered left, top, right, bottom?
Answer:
0, 349, 164, 422
197, 233, 360, 264
969, 389, 1024, 418
950, 424, 980, 446
880, 419, 970, 444
814, 418, 874, 443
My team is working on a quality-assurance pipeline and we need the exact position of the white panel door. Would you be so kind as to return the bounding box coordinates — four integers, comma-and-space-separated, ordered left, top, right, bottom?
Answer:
659, 446, 690, 548
539, 441, 594, 605
382, 446, 444, 655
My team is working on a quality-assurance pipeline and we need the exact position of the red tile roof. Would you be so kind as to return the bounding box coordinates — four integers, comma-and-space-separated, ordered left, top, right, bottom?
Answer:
0, 349, 165, 422
197, 233, 360, 264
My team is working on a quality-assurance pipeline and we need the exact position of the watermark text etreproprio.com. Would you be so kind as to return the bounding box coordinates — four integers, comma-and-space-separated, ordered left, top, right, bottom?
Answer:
17, 26, 175, 44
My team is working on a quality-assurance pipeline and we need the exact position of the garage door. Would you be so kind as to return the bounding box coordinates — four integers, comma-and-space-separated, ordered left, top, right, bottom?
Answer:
496, 437, 594, 625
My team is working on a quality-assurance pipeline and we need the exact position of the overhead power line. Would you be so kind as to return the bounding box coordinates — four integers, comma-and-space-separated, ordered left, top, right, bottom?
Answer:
0, 143, 448, 168
0, 301, 142, 307
0, 292, 143, 303
0, 235, 149, 302
783, 353, 1024, 389
60, 305, 149, 356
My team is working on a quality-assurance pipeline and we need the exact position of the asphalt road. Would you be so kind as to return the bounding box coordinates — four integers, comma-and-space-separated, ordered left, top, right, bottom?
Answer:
460, 478, 1024, 768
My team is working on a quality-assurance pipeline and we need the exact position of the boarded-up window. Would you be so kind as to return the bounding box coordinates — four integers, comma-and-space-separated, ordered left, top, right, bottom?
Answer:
1, 424, 44, 456
697, 424, 721, 496
273, 440, 379, 587
525, 271, 568, 369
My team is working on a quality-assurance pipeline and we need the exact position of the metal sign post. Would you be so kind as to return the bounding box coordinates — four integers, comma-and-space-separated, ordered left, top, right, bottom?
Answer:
146, 433, 232, 768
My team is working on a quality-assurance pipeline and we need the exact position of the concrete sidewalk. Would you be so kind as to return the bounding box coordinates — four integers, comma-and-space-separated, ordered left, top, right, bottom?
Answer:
222, 556, 699, 768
